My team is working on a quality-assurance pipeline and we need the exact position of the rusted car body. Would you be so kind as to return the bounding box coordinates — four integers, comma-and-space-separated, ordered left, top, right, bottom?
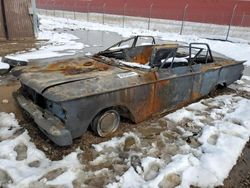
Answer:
15, 36, 244, 146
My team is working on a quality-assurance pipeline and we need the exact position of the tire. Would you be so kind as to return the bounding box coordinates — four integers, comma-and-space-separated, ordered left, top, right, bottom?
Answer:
91, 109, 120, 137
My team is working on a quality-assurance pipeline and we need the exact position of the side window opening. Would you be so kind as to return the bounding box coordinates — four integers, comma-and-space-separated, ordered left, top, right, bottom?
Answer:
97, 36, 156, 62
109, 38, 134, 51
150, 46, 189, 69
156, 43, 214, 70
150, 47, 177, 68
189, 43, 214, 64
135, 36, 155, 46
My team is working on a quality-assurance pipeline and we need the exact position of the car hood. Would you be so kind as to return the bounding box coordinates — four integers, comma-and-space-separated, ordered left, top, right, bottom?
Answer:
16, 57, 157, 102
16, 57, 122, 92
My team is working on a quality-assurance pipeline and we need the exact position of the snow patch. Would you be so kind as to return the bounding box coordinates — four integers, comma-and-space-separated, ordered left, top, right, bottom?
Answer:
0, 112, 82, 187
118, 60, 151, 69
6, 27, 84, 61
104, 95, 250, 188
0, 57, 10, 70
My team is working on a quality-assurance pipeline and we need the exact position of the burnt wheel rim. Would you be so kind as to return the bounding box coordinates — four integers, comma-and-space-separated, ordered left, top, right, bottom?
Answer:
97, 110, 120, 137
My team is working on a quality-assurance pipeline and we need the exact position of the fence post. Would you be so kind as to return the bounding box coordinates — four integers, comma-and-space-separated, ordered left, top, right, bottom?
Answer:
31, 0, 38, 37
87, 3, 90, 22
123, 3, 127, 28
45, 0, 48, 16
53, 1, 56, 17
45, 2, 48, 16
62, 2, 65, 18
226, 4, 237, 41
240, 12, 245, 26
148, 3, 154, 30
73, 2, 76, 20
180, 4, 188, 35
103, 3, 106, 24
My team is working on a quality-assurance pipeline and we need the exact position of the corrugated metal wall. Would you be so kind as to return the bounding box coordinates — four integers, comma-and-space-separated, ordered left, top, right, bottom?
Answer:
0, 0, 34, 40
0, 1, 6, 41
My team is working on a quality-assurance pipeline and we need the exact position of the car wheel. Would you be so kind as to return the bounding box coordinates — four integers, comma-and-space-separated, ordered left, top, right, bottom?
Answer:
91, 109, 120, 137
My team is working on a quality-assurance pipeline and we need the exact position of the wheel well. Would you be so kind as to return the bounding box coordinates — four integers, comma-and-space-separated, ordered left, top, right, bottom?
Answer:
114, 105, 135, 122
209, 82, 227, 97
94, 105, 135, 123
217, 82, 227, 89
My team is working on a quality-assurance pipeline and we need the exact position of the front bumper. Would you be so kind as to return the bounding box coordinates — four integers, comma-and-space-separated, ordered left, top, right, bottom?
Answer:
16, 93, 73, 146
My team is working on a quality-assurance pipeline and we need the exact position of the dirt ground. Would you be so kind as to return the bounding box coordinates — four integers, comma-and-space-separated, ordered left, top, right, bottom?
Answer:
0, 74, 249, 187
221, 141, 250, 188
0, 40, 46, 57
0, 76, 23, 120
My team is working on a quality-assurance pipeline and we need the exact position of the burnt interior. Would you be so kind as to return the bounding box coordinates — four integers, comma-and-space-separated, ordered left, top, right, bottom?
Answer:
98, 36, 214, 69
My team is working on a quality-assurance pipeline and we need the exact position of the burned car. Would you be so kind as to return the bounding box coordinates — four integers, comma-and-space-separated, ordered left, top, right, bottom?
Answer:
14, 36, 244, 146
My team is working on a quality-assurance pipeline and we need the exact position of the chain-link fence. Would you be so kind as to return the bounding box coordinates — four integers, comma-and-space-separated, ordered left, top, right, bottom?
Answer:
35, 0, 250, 41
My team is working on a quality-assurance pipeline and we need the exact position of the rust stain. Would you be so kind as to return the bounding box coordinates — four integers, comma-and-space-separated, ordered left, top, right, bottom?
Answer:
132, 46, 153, 65
118, 71, 158, 123
153, 80, 171, 114
156, 79, 171, 90
154, 44, 178, 50
45, 59, 110, 75
132, 77, 201, 123
131, 84, 156, 123
143, 71, 157, 82
201, 60, 234, 72
172, 92, 202, 113
191, 91, 202, 101
128, 78, 171, 123
84, 61, 94, 66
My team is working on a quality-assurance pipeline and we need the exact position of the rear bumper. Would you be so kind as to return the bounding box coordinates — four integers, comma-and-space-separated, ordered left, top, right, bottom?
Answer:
16, 93, 73, 146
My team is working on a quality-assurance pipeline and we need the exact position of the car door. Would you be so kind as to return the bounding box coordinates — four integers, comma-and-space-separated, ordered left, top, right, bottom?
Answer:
189, 43, 220, 97
154, 59, 194, 114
